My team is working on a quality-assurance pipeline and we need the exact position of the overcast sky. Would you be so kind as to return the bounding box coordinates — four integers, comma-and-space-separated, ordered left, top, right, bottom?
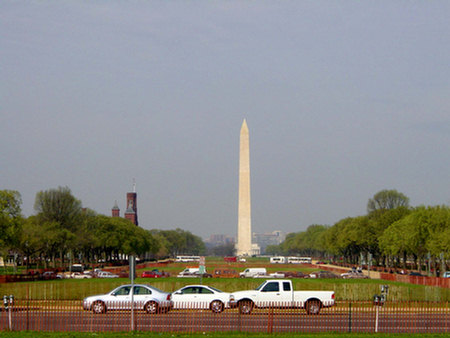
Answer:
1, 1, 449, 239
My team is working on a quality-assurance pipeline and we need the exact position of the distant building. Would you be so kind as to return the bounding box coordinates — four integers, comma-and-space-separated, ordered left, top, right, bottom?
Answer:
253, 230, 286, 254
112, 182, 138, 226
206, 234, 235, 247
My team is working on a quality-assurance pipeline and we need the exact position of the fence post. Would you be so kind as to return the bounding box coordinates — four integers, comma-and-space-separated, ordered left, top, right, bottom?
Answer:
348, 302, 352, 333
8, 296, 13, 331
130, 255, 135, 332
238, 308, 241, 332
267, 304, 273, 333
26, 286, 30, 331
3, 295, 14, 331
375, 305, 379, 333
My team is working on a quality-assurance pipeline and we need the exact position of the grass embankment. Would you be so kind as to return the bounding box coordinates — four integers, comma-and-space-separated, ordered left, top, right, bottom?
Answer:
1, 332, 450, 338
1, 258, 448, 302
1, 276, 448, 302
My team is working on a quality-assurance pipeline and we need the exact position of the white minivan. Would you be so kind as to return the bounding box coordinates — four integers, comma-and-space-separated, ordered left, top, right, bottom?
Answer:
177, 267, 208, 278
239, 268, 267, 278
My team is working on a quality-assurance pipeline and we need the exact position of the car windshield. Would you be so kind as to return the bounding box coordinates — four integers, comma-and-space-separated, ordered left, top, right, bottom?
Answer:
255, 282, 266, 291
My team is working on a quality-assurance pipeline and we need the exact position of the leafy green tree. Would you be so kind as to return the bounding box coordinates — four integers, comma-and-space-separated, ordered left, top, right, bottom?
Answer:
156, 229, 186, 257
0, 190, 23, 245
149, 231, 171, 258
368, 207, 411, 265
322, 217, 358, 263
184, 230, 206, 255
32, 187, 83, 267
379, 217, 412, 268
34, 186, 82, 232
279, 225, 328, 257
76, 215, 160, 262
367, 189, 409, 213
420, 206, 450, 257
379, 206, 449, 271
154, 228, 206, 256
75, 211, 101, 263
16, 216, 45, 269
0, 190, 24, 271
0, 190, 22, 218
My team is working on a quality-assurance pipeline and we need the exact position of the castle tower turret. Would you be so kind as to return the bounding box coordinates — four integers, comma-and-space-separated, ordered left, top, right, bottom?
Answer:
124, 181, 138, 225
112, 200, 120, 217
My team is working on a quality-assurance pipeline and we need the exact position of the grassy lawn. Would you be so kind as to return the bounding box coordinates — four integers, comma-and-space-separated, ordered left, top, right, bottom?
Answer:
1, 258, 448, 302
1, 332, 450, 338
1, 275, 448, 302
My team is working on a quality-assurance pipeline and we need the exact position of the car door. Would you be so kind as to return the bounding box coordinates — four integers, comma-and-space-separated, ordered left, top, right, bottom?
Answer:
109, 285, 131, 309
172, 286, 201, 309
132, 286, 153, 309
195, 286, 215, 309
257, 281, 292, 307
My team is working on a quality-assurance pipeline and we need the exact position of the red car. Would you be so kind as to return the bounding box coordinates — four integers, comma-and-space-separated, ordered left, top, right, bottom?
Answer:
141, 270, 169, 278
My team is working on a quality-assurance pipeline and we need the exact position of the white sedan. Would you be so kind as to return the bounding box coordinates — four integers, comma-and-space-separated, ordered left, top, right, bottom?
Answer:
83, 284, 172, 314
71, 272, 92, 279
96, 271, 119, 278
171, 285, 230, 313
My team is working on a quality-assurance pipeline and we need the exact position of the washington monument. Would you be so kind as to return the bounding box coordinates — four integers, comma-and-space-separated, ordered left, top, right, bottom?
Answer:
236, 119, 259, 256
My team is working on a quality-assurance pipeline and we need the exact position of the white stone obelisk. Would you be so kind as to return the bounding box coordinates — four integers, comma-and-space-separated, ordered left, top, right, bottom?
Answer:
236, 119, 253, 256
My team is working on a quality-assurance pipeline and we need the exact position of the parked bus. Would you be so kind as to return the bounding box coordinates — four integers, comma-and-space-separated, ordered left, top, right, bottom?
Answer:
287, 256, 312, 264
270, 256, 286, 264
175, 256, 200, 263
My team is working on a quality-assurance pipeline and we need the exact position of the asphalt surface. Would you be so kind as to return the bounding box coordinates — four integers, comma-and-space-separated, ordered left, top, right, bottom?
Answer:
1, 306, 449, 333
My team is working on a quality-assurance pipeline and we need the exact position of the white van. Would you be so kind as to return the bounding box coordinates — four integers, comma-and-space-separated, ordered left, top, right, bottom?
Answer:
239, 268, 267, 278
177, 267, 200, 277
270, 256, 286, 264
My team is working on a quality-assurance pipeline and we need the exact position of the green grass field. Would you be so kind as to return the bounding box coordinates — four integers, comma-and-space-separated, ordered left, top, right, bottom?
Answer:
1, 258, 448, 302
1, 275, 448, 302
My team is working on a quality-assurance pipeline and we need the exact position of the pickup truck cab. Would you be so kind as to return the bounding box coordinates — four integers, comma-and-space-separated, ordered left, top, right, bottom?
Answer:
229, 279, 335, 315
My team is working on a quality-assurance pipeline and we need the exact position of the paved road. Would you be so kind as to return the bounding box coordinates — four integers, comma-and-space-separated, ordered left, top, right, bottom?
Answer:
1, 307, 449, 333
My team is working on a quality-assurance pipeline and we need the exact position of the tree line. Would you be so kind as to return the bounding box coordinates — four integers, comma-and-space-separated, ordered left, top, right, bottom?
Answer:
266, 190, 449, 275
0, 187, 206, 270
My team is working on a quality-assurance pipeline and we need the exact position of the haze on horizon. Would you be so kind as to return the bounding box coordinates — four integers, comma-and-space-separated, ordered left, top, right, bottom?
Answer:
1, 1, 449, 239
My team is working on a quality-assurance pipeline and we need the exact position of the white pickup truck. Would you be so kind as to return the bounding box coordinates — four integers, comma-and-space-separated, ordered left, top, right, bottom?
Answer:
229, 279, 335, 315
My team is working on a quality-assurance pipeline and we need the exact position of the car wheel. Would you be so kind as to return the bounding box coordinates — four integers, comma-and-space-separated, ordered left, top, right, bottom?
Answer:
92, 301, 106, 314
145, 301, 158, 314
238, 300, 253, 315
305, 300, 321, 315
210, 300, 224, 313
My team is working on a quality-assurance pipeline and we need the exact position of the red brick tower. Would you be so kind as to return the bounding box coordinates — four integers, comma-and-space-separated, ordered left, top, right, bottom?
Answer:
111, 200, 120, 217
124, 182, 138, 226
